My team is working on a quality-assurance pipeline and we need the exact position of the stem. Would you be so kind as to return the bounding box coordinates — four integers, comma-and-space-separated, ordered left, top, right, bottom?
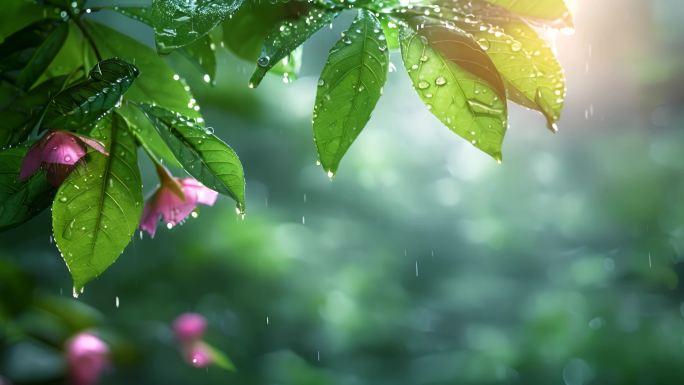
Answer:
73, 17, 102, 62
64, 6, 103, 62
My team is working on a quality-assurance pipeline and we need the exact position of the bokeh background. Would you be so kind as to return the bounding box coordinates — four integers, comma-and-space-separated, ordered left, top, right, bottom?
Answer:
3, 0, 684, 384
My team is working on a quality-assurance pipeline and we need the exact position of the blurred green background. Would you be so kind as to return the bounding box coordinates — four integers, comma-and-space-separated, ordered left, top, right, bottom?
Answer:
3, 0, 684, 384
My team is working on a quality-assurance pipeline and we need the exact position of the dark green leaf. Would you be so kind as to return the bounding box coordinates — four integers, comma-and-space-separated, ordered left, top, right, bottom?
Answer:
0, 19, 68, 89
0, 75, 69, 148
249, 7, 338, 87
43, 58, 139, 131
15, 22, 68, 90
52, 112, 143, 290
87, 21, 202, 118
137, 103, 246, 212
151, 0, 244, 53
313, 9, 388, 175
400, 18, 508, 160
0, 1, 58, 41
0, 147, 55, 231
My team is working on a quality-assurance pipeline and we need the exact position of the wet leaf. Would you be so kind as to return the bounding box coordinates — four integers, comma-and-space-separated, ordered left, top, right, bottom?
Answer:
119, 103, 181, 167
313, 9, 389, 174
379, 14, 401, 50
182, 35, 217, 84
137, 103, 246, 212
479, 0, 573, 27
400, 18, 507, 160
0, 19, 68, 90
111, 7, 217, 84
496, 19, 566, 129
87, 21, 202, 118
52, 113, 143, 290
0, 147, 55, 232
249, 7, 337, 87
43, 58, 139, 131
439, 7, 566, 129
223, 0, 309, 77
151, 0, 244, 53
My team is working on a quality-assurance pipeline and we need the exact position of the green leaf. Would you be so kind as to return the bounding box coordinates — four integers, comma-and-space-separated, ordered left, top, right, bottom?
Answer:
16, 22, 68, 90
86, 21, 201, 118
111, 7, 218, 84
39, 23, 92, 82
399, 18, 508, 160
43, 58, 139, 131
119, 103, 181, 167
494, 19, 566, 130
223, 0, 310, 78
0, 75, 69, 148
52, 112, 143, 291
0, 147, 55, 231
182, 35, 217, 84
204, 343, 236, 371
479, 0, 573, 27
0, 1, 58, 41
0, 19, 68, 89
108, 6, 154, 25
137, 103, 246, 212
249, 7, 338, 87
423, 5, 565, 129
313, 9, 388, 175
223, 0, 297, 61
378, 14, 401, 50
151, 0, 244, 53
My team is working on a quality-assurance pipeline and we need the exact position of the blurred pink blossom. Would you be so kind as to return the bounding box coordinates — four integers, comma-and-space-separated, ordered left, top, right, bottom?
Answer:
173, 312, 207, 343
19, 130, 107, 186
183, 342, 213, 368
65, 332, 109, 385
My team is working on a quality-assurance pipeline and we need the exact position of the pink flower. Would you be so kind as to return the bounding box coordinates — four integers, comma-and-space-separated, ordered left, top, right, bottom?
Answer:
19, 130, 107, 186
65, 332, 109, 385
183, 342, 213, 368
173, 313, 207, 343
140, 166, 218, 237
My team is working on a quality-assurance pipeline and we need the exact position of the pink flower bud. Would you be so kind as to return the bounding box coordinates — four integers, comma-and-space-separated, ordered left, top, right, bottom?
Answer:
19, 130, 108, 186
173, 313, 207, 343
65, 332, 109, 385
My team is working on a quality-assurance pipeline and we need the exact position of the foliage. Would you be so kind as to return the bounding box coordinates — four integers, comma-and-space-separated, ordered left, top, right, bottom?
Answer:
0, 0, 570, 289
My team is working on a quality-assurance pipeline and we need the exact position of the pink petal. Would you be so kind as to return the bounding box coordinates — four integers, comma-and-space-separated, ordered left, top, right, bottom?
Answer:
65, 333, 109, 385
183, 342, 213, 368
173, 313, 207, 343
139, 197, 160, 238
41, 131, 87, 166
156, 187, 197, 226
18, 145, 43, 180
179, 178, 218, 206
75, 134, 108, 155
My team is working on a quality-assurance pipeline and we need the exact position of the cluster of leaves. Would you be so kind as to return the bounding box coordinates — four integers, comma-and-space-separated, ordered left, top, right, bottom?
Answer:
0, 0, 571, 290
